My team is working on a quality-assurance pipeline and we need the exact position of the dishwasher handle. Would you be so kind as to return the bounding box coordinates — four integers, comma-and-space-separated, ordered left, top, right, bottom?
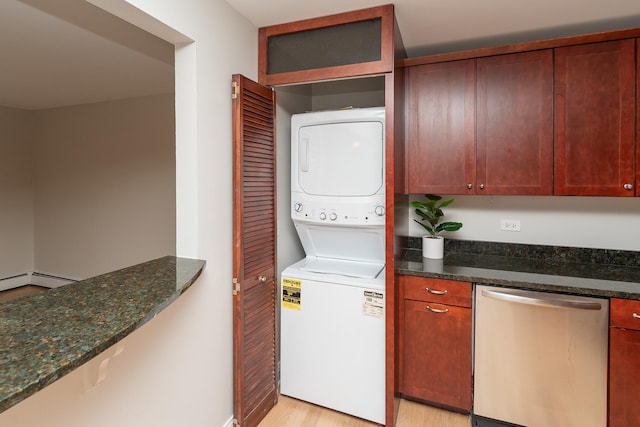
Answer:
481, 288, 602, 310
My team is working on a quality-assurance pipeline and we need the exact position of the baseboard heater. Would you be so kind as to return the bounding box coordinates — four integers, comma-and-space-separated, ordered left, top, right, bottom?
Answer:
0, 272, 76, 291
30, 272, 76, 288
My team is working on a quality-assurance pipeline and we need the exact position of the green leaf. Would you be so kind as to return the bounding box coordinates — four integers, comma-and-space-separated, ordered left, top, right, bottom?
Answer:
413, 219, 434, 234
440, 222, 463, 232
438, 198, 455, 209
414, 210, 429, 221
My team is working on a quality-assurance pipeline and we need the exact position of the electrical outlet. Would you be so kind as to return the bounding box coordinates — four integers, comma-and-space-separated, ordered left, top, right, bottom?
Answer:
500, 219, 521, 232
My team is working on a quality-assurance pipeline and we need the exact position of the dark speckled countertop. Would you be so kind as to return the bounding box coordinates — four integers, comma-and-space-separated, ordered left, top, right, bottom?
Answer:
0, 256, 205, 413
396, 238, 640, 300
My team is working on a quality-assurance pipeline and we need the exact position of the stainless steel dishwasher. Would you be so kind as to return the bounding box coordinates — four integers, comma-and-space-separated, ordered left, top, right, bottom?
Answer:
473, 285, 609, 427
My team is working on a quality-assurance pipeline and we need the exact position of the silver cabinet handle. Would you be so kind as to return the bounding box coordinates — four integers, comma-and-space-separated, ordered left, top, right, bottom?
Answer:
425, 288, 448, 295
633, 313, 640, 319
426, 305, 449, 314
258, 276, 267, 282
481, 289, 602, 310
624, 183, 633, 190
479, 184, 485, 189
467, 183, 473, 189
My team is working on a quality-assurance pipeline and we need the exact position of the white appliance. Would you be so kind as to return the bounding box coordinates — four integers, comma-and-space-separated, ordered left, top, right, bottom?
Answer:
473, 285, 609, 427
280, 107, 386, 424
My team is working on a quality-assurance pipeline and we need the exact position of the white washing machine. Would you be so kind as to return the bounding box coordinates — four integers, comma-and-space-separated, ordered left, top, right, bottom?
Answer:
280, 259, 385, 424
280, 107, 386, 424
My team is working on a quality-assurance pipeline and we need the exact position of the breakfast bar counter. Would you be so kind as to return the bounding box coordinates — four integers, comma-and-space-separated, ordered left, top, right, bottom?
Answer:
0, 256, 205, 413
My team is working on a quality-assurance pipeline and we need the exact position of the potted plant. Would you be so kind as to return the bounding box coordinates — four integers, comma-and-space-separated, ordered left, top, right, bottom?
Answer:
411, 194, 463, 259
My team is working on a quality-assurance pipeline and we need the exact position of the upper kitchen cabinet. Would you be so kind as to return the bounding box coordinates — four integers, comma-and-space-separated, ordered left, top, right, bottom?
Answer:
637, 39, 640, 196
476, 50, 553, 195
554, 39, 636, 196
258, 5, 394, 86
406, 50, 553, 195
406, 60, 476, 194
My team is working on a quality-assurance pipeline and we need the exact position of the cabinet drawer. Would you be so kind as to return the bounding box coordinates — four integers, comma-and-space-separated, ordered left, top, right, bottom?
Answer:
611, 298, 640, 330
400, 276, 472, 308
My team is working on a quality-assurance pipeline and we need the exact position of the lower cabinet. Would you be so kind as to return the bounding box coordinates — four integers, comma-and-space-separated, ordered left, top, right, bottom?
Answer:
398, 276, 472, 412
609, 298, 640, 427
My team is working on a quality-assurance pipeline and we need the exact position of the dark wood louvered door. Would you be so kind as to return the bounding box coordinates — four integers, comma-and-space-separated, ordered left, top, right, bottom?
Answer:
232, 74, 277, 427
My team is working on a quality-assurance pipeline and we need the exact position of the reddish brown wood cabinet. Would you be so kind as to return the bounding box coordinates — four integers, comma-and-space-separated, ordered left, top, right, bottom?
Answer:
554, 40, 636, 196
476, 50, 553, 195
406, 50, 553, 195
610, 298, 640, 427
406, 60, 476, 194
258, 5, 394, 86
398, 276, 472, 412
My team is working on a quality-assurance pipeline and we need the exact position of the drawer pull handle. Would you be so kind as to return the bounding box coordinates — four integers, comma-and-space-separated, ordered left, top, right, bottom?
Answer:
258, 276, 267, 282
426, 305, 449, 314
633, 313, 640, 320
425, 288, 448, 295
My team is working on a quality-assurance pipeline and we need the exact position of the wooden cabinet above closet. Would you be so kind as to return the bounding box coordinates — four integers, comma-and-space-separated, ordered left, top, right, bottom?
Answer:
402, 29, 640, 197
258, 5, 395, 86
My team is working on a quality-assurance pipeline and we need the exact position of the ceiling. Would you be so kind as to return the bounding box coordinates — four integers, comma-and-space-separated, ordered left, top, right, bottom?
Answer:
226, 0, 640, 57
0, 0, 174, 110
3, 0, 640, 110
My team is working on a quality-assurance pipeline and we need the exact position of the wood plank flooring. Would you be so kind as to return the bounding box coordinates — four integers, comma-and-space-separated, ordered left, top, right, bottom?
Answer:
0, 285, 48, 303
259, 395, 471, 427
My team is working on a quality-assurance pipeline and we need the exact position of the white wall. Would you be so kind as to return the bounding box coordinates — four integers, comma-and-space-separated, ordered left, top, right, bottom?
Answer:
0, 1, 258, 426
275, 86, 310, 274
0, 106, 34, 278
32, 94, 176, 279
407, 194, 640, 251
311, 76, 385, 111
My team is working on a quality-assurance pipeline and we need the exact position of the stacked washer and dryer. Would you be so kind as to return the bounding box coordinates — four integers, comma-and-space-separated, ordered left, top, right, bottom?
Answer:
280, 107, 386, 424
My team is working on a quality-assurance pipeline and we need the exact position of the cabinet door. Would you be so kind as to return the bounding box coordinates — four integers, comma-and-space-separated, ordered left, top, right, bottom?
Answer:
554, 40, 635, 196
258, 5, 394, 86
609, 328, 640, 427
637, 38, 640, 197
406, 60, 475, 194
477, 50, 553, 195
401, 300, 472, 411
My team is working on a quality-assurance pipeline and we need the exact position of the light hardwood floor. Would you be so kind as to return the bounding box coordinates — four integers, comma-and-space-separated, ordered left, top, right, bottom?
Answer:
259, 395, 471, 427
0, 285, 48, 303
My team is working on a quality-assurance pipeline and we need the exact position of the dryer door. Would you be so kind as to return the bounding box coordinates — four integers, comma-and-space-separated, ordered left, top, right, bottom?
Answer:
296, 120, 384, 197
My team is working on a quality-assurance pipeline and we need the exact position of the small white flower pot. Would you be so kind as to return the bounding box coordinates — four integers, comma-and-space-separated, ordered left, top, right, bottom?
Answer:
422, 236, 444, 259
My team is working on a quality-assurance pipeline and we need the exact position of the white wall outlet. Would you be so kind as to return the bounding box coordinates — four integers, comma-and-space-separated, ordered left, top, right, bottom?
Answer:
500, 219, 521, 232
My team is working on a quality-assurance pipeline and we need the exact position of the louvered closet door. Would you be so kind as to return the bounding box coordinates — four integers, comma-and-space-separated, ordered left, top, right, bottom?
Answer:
232, 74, 277, 427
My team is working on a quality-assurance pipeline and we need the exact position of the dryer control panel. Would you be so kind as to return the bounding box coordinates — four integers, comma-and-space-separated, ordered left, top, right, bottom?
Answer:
291, 196, 385, 226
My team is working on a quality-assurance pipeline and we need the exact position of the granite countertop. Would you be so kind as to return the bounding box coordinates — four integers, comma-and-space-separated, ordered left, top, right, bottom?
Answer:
0, 256, 205, 413
396, 239, 640, 300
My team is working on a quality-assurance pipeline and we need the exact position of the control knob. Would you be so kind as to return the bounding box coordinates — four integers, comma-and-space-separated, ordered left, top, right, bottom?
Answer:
293, 202, 303, 212
319, 212, 327, 220
329, 212, 337, 221
374, 205, 385, 216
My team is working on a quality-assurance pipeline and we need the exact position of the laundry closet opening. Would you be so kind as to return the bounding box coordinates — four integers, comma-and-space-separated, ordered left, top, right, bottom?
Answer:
0, 0, 176, 296
275, 76, 386, 273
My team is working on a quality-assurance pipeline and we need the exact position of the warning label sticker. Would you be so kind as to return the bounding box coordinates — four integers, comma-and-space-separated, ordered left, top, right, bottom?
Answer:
363, 290, 384, 318
282, 278, 302, 310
